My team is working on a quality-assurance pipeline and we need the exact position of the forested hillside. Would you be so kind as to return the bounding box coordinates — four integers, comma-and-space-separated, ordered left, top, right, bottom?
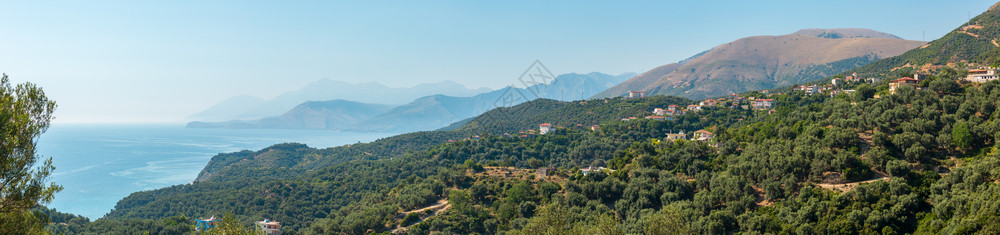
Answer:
46, 66, 1000, 233
39, 3, 1000, 234
851, 1, 1000, 76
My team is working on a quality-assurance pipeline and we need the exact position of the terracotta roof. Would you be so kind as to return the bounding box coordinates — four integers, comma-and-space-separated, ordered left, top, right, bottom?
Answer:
893, 77, 919, 82
540, 123, 552, 127
695, 130, 713, 135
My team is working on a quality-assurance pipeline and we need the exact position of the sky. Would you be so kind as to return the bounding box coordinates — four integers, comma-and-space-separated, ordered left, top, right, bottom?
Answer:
1, 0, 996, 123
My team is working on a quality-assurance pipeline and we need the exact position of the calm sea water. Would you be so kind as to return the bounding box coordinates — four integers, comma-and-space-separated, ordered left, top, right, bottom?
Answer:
37, 123, 395, 220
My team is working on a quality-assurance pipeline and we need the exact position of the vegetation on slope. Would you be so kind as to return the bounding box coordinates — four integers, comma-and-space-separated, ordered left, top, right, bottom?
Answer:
51, 66, 1000, 234
851, 3, 1000, 76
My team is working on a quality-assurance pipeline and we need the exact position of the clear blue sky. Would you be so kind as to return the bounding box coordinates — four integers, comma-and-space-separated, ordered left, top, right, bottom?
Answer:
1, 0, 996, 123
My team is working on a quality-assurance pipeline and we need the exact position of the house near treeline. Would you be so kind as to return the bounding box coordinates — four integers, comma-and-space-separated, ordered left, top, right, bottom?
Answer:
666, 131, 687, 141
687, 104, 701, 111
256, 219, 282, 235
700, 99, 718, 107
693, 130, 714, 141
539, 123, 552, 134
751, 99, 773, 109
966, 68, 999, 83
628, 90, 645, 98
889, 77, 920, 94
195, 216, 220, 231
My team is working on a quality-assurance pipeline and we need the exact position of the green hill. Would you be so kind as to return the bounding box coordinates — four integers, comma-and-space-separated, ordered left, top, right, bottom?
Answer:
68, 76, 1000, 234
852, 2, 1000, 76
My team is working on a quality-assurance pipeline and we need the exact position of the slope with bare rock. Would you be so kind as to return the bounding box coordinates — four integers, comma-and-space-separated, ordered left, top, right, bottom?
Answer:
594, 28, 925, 100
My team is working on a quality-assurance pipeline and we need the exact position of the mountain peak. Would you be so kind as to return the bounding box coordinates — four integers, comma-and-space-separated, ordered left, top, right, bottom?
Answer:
594, 29, 924, 100
793, 28, 903, 39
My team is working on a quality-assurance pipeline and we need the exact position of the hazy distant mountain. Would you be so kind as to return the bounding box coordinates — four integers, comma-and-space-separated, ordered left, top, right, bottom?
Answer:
594, 28, 926, 100
187, 100, 393, 130
794, 28, 904, 39
188, 79, 492, 122
187, 95, 266, 122
345, 72, 634, 133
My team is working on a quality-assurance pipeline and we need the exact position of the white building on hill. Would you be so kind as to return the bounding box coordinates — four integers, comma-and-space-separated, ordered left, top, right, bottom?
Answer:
539, 123, 552, 134
967, 68, 999, 83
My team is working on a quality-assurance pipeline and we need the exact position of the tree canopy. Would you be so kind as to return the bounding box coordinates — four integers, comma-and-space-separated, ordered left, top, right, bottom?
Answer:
0, 74, 61, 233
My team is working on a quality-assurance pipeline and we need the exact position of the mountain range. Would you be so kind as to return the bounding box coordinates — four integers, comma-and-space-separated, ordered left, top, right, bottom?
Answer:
188, 80, 492, 122
186, 100, 394, 130
188, 72, 635, 133
594, 28, 927, 100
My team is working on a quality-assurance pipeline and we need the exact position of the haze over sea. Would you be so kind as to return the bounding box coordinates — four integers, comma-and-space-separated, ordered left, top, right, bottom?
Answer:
37, 124, 395, 220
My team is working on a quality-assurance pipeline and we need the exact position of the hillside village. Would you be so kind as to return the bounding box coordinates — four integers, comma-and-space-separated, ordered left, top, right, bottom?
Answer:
440, 64, 1000, 185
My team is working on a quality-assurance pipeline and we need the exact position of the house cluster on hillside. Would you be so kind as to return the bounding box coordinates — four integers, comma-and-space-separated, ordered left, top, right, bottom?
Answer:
796, 85, 826, 95
627, 92, 786, 123
663, 129, 715, 142
195, 216, 280, 234
795, 81, 857, 98
466, 123, 602, 142
839, 72, 886, 84
646, 104, 702, 120
872, 67, 999, 96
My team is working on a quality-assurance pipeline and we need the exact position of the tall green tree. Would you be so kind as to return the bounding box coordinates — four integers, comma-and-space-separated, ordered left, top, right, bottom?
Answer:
951, 121, 973, 151
0, 74, 61, 232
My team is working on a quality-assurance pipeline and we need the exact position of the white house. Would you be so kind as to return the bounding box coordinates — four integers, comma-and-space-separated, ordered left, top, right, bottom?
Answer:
966, 68, 999, 83
628, 91, 645, 98
666, 131, 687, 141
693, 130, 714, 141
539, 123, 552, 134
256, 219, 281, 235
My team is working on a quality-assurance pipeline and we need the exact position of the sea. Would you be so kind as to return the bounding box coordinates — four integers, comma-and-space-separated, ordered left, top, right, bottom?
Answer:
37, 123, 396, 220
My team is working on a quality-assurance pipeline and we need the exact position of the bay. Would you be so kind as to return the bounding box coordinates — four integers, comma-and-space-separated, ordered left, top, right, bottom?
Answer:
36, 123, 395, 220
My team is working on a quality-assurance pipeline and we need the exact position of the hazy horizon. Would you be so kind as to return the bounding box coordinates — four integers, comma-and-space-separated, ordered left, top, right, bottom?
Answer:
1, 0, 996, 123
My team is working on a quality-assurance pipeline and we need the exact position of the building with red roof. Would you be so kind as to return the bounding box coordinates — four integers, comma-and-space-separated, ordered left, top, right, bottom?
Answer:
539, 123, 552, 134
889, 77, 920, 94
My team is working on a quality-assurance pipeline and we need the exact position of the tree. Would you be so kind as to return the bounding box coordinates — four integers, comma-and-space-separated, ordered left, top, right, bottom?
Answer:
207, 212, 261, 235
854, 84, 876, 102
951, 122, 973, 151
0, 74, 61, 232
643, 206, 689, 234
930, 78, 960, 94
